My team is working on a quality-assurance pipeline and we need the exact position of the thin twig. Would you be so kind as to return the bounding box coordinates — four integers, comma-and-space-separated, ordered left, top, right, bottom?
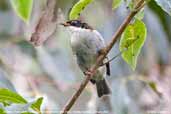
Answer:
61, 0, 145, 114
101, 49, 127, 66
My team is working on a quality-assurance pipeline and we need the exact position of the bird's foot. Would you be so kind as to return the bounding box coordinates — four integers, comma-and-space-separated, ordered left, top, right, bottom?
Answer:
84, 69, 93, 76
98, 48, 107, 55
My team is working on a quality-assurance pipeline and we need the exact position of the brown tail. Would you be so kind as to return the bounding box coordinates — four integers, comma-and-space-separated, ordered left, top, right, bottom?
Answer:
96, 79, 111, 97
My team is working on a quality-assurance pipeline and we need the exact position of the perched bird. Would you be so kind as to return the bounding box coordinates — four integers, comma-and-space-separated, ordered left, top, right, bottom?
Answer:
61, 20, 111, 97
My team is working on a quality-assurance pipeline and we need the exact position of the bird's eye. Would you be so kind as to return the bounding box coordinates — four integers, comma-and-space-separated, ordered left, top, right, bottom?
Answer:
81, 23, 87, 28
71, 21, 80, 27
72, 21, 77, 25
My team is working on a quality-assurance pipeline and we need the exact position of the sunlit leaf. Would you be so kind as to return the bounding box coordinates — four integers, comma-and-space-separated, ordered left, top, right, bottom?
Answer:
69, 0, 94, 20
120, 19, 147, 70
2, 102, 10, 107
10, 0, 33, 23
31, 97, 43, 113
112, 0, 123, 10
0, 108, 6, 114
127, 0, 138, 10
154, 0, 171, 16
0, 88, 27, 104
148, 81, 162, 97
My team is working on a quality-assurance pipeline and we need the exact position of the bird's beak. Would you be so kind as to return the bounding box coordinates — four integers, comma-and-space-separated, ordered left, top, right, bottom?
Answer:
60, 22, 70, 27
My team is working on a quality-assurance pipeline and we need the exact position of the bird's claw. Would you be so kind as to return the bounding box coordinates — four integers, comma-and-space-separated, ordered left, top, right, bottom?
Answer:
98, 48, 106, 55
84, 69, 93, 76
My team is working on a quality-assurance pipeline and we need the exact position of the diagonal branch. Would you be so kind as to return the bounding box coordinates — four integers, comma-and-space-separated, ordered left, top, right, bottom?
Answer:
61, 0, 145, 114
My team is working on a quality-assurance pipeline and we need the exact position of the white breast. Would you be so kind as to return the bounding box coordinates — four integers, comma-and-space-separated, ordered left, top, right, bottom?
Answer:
70, 28, 96, 54
68, 26, 107, 79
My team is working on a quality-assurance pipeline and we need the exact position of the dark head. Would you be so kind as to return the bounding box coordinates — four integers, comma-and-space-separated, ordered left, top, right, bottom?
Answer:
61, 20, 93, 30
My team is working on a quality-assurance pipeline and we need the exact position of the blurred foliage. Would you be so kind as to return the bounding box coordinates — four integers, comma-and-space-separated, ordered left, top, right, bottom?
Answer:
0, 88, 43, 114
0, 0, 9, 11
148, 0, 171, 41
154, 0, 171, 16
10, 0, 33, 22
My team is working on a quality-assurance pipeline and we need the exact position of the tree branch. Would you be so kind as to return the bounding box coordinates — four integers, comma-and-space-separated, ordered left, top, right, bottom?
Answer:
61, 0, 145, 114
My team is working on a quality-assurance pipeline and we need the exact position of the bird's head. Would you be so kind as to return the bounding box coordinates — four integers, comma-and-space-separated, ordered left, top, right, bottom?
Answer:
60, 20, 93, 32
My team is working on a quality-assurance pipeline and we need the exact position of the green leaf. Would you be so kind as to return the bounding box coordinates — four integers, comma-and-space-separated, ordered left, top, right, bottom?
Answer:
0, 88, 27, 104
69, 0, 94, 20
128, 1, 134, 10
10, 0, 33, 23
120, 19, 147, 70
0, 108, 6, 114
112, 0, 123, 10
31, 97, 43, 113
154, 0, 171, 16
2, 102, 10, 107
148, 81, 162, 97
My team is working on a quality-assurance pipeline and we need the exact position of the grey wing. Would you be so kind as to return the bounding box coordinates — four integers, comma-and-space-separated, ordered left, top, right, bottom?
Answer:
93, 31, 106, 51
93, 31, 111, 76
79, 30, 105, 55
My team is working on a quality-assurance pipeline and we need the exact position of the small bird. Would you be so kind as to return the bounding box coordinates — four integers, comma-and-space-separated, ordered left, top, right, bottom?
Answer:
61, 20, 111, 97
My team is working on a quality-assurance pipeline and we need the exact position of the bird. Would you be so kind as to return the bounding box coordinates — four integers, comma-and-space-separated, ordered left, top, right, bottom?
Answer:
61, 20, 111, 97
